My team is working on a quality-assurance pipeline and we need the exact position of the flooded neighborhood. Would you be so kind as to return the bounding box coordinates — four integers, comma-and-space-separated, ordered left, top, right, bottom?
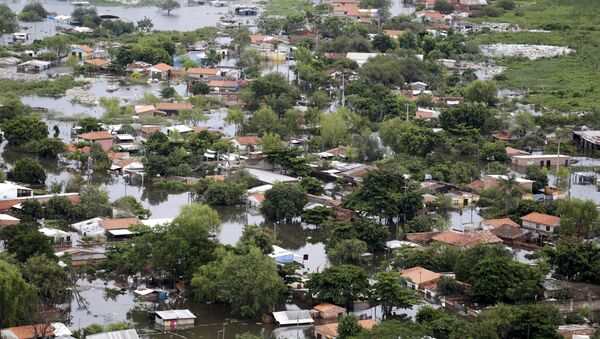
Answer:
0, 0, 600, 338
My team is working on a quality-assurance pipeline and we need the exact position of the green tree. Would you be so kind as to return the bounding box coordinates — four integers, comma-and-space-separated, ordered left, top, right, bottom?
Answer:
0, 4, 17, 34
338, 314, 363, 339
12, 158, 46, 184
202, 49, 222, 67
78, 185, 112, 219
380, 119, 439, 157
320, 112, 349, 147
247, 105, 280, 135
306, 264, 369, 308
236, 49, 262, 79
259, 132, 283, 153
240, 73, 300, 115
261, 183, 308, 223
256, 15, 284, 34
160, 86, 177, 99
0, 260, 37, 327
225, 107, 245, 136
557, 198, 599, 238
21, 255, 70, 306
18, 2, 48, 22
157, 0, 180, 15
191, 81, 210, 96
464, 80, 497, 106
192, 247, 286, 317
433, 0, 454, 13
525, 165, 548, 192
137, 16, 153, 32
300, 177, 325, 195
372, 34, 397, 52
237, 225, 274, 255
372, 271, 421, 317
112, 196, 151, 219
35, 138, 66, 158
481, 141, 507, 162
328, 239, 368, 265
2, 116, 47, 146
359, 55, 406, 87
3, 226, 55, 263
440, 103, 494, 134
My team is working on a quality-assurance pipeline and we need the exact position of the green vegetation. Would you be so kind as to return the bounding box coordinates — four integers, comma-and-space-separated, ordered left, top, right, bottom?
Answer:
263, 0, 313, 16
0, 76, 85, 97
469, 0, 600, 111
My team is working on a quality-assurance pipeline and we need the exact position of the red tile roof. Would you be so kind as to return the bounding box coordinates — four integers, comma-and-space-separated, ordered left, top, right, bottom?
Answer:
155, 102, 192, 111
207, 80, 240, 88
83, 58, 109, 67
187, 67, 219, 76
401, 266, 441, 285
74, 45, 93, 53
2, 324, 55, 339
77, 131, 114, 141
481, 218, 520, 229
430, 230, 502, 247
152, 63, 175, 72
521, 212, 561, 226
491, 224, 526, 240
99, 217, 141, 230
234, 135, 260, 145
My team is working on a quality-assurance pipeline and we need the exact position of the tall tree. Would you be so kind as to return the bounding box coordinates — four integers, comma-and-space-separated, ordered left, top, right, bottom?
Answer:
21, 255, 70, 306
192, 247, 286, 317
371, 271, 421, 317
0, 260, 37, 327
338, 314, 363, 339
12, 158, 46, 184
306, 264, 369, 308
261, 183, 308, 223
2, 116, 47, 146
557, 198, 599, 238
157, 0, 180, 15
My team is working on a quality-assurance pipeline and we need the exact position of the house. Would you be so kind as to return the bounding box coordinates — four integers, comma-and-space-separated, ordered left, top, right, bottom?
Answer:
268, 245, 295, 264
77, 131, 115, 152
55, 248, 107, 267
155, 102, 192, 115
39, 227, 72, 246
153, 310, 196, 329
247, 193, 265, 209
70, 217, 107, 242
207, 80, 241, 92
273, 310, 314, 326
187, 67, 220, 82
414, 10, 452, 25
99, 217, 142, 237
557, 324, 595, 339
0, 182, 33, 200
16, 60, 51, 73
126, 61, 152, 74
0, 194, 79, 212
232, 136, 261, 153
445, 189, 479, 207
415, 108, 441, 119
490, 224, 529, 244
480, 217, 519, 230
312, 303, 347, 320
0, 324, 58, 339
511, 154, 571, 169
520, 212, 561, 240
331, 0, 358, 6
245, 168, 299, 185
150, 63, 176, 79
345, 52, 380, 67
111, 159, 144, 174
314, 319, 375, 339
141, 125, 161, 139
506, 146, 529, 156
0, 214, 19, 228
401, 266, 441, 300
86, 329, 139, 339
83, 58, 110, 68
483, 175, 535, 193
166, 124, 194, 137
71, 44, 93, 60
407, 230, 502, 248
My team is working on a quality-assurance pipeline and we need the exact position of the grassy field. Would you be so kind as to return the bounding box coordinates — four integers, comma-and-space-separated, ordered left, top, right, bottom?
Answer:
260, 0, 313, 16
469, 0, 600, 111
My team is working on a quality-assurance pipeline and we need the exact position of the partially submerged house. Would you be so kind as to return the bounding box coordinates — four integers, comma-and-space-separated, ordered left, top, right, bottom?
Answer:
401, 266, 441, 301
153, 310, 196, 329
87, 329, 140, 339
155, 102, 192, 115
99, 217, 142, 238
77, 131, 115, 152
520, 212, 561, 241
273, 310, 314, 326
39, 227, 72, 246
16, 60, 51, 73
150, 63, 176, 80
311, 303, 347, 320
314, 319, 375, 339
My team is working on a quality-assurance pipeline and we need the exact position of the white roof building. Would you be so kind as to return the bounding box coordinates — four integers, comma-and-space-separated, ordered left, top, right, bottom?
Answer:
0, 182, 33, 200
345, 52, 380, 67
272, 310, 314, 326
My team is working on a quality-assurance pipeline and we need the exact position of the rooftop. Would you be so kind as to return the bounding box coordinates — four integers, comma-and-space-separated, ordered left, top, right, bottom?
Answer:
154, 309, 196, 320
152, 63, 176, 72
234, 135, 261, 145
401, 266, 441, 285
521, 212, 561, 225
481, 217, 520, 229
78, 130, 114, 140
155, 102, 192, 111
99, 217, 142, 230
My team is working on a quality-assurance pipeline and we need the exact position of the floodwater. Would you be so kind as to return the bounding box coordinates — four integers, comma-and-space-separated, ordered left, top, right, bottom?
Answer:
3, 0, 414, 43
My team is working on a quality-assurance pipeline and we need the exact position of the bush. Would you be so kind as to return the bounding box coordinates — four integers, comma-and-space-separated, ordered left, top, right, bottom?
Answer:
18, 2, 48, 22
496, 0, 515, 10
12, 158, 46, 184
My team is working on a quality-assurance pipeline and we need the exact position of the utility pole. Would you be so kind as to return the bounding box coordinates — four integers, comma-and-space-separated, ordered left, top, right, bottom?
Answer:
341, 71, 345, 107
405, 103, 410, 121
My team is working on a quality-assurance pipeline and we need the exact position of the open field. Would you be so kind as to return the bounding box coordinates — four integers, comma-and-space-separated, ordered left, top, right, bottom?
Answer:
469, 0, 600, 111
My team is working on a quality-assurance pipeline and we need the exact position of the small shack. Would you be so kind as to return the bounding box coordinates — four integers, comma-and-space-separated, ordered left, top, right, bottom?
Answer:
16, 60, 51, 73
153, 310, 196, 329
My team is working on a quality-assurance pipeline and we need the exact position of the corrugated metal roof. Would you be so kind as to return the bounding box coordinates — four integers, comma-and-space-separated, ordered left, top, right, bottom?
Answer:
154, 309, 196, 320
272, 310, 314, 326
86, 329, 139, 339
